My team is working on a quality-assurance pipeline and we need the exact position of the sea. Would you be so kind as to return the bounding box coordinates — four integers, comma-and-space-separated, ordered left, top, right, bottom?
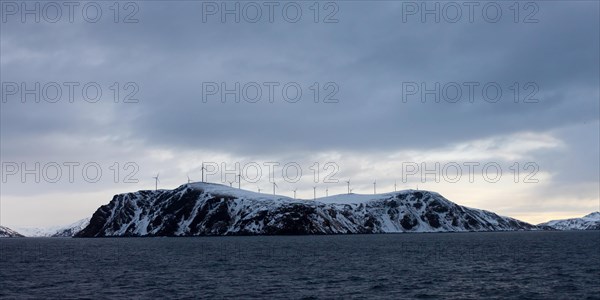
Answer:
1, 231, 599, 299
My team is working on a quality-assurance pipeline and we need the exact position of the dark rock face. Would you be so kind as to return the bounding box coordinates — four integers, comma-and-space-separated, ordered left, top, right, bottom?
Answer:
75, 183, 540, 237
401, 215, 418, 230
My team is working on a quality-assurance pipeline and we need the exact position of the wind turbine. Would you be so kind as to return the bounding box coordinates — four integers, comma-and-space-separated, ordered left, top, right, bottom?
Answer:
228, 181, 234, 187
293, 188, 297, 199
326, 187, 328, 197
237, 172, 242, 189
187, 174, 192, 184
373, 180, 376, 194
313, 186, 316, 200
345, 179, 351, 194
394, 180, 397, 192
257, 186, 262, 193
153, 173, 160, 191
201, 163, 206, 182
273, 182, 278, 195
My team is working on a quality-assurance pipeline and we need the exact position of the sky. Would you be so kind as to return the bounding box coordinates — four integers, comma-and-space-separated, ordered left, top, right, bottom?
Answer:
1, 1, 599, 228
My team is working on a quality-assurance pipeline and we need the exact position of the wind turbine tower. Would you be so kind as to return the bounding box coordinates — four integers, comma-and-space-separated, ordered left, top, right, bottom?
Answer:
153, 173, 160, 191
345, 180, 351, 194
273, 182, 278, 195
373, 180, 376, 194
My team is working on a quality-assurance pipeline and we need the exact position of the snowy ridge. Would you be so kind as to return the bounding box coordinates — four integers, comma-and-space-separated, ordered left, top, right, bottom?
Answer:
538, 212, 600, 230
0, 226, 24, 238
76, 183, 539, 237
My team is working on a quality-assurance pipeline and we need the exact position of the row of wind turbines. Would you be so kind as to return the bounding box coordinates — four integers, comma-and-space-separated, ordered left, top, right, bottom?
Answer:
152, 167, 419, 199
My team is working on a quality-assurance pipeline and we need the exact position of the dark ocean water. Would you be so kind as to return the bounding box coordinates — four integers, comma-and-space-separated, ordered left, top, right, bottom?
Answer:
1, 231, 599, 299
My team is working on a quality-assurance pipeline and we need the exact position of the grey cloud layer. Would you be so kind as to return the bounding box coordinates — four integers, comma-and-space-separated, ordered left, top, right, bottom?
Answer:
1, 1, 598, 213
2, 2, 598, 157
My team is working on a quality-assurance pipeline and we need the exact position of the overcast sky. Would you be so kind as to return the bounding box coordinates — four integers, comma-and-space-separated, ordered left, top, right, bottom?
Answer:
1, 1, 598, 228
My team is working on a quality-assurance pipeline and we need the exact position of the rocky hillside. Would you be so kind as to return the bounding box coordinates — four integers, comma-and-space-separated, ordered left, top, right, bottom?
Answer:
76, 183, 538, 237
0, 226, 24, 238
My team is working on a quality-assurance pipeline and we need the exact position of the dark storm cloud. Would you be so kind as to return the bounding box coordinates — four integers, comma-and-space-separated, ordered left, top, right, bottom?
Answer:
1, 1, 598, 157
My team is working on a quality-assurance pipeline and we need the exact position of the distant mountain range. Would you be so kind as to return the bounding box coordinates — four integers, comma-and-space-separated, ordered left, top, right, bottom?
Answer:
76, 183, 538, 237
2, 184, 597, 238
11, 218, 90, 237
538, 212, 600, 230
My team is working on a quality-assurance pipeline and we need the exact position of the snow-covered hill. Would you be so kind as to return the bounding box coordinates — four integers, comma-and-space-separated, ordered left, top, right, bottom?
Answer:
51, 218, 91, 237
538, 212, 600, 230
15, 218, 91, 237
13, 226, 56, 237
0, 226, 24, 237
76, 183, 538, 237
